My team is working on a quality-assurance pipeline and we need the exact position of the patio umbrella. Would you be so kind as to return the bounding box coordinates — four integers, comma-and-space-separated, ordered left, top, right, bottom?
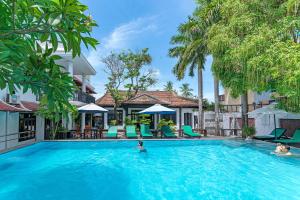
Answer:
139, 104, 176, 129
78, 103, 108, 113
78, 103, 108, 128
248, 103, 288, 139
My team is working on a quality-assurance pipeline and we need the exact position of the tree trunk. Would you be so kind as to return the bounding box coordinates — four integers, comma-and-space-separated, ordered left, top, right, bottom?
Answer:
214, 77, 220, 136
198, 68, 204, 130
241, 92, 249, 137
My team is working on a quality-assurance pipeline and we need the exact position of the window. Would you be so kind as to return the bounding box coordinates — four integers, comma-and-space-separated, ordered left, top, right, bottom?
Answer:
161, 113, 176, 124
108, 110, 123, 125
19, 113, 36, 141
184, 113, 192, 126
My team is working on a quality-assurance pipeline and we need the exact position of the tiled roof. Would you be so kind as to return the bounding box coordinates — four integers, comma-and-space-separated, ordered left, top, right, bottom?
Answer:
21, 101, 39, 112
0, 100, 28, 112
96, 91, 198, 108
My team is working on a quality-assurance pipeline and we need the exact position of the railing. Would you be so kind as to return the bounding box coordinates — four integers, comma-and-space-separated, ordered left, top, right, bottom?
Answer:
74, 90, 95, 103
220, 103, 270, 113
0, 131, 36, 149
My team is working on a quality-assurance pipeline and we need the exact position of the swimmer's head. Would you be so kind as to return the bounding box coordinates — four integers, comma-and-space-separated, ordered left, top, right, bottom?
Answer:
286, 146, 291, 150
138, 141, 143, 146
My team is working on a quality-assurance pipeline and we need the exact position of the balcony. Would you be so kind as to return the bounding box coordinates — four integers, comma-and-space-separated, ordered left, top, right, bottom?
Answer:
74, 90, 95, 104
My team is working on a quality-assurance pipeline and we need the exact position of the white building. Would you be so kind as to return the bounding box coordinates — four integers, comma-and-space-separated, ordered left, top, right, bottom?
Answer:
0, 46, 96, 151
96, 91, 199, 130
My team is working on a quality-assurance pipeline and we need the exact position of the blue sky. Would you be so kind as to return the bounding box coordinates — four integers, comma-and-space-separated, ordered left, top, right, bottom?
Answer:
81, 0, 216, 101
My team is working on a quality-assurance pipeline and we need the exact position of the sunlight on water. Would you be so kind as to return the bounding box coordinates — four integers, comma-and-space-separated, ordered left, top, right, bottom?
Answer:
0, 140, 299, 200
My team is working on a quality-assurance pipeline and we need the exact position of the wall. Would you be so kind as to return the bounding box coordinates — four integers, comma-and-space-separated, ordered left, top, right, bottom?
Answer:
250, 112, 300, 136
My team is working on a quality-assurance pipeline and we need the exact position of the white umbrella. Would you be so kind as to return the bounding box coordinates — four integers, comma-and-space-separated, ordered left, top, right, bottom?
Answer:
248, 103, 288, 139
78, 103, 108, 113
139, 104, 175, 130
138, 104, 175, 114
78, 103, 108, 129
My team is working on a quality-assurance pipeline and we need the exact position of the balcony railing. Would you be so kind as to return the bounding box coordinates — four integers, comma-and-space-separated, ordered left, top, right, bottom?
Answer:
220, 103, 270, 113
74, 90, 95, 104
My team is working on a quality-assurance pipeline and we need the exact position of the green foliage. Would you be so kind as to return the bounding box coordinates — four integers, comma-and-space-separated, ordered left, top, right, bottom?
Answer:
37, 96, 78, 139
103, 50, 157, 119
197, 0, 300, 112
110, 120, 117, 126
0, 0, 98, 114
139, 114, 151, 125
157, 119, 175, 130
119, 48, 157, 98
164, 81, 176, 93
242, 126, 256, 138
180, 83, 194, 98
125, 117, 137, 126
203, 98, 215, 111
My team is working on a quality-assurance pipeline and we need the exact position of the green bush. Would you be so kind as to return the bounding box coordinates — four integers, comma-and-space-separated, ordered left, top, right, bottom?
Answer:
242, 126, 256, 138
157, 119, 175, 130
125, 117, 138, 126
139, 114, 152, 125
110, 120, 117, 126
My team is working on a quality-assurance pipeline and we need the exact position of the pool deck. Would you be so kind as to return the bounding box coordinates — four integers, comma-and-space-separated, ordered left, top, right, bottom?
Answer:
49, 135, 232, 142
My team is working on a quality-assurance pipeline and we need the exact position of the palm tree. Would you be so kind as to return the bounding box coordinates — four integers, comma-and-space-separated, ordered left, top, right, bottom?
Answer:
169, 17, 207, 130
180, 83, 193, 98
214, 77, 220, 135
164, 81, 176, 93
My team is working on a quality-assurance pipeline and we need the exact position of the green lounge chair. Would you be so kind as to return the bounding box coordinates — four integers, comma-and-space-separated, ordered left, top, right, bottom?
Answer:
254, 128, 286, 140
274, 129, 300, 143
182, 125, 202, 138
161, 125, 177, 138
126, 125, 138, 138
105, 126, 118, 138
140, 124, 153, 138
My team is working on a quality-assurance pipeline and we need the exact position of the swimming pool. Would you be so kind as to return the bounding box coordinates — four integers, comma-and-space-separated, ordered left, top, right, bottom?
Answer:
0, 140, 299, 200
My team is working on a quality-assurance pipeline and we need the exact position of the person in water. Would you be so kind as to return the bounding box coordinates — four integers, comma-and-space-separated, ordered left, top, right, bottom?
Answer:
138, 141, 147, 152
275, 143, 292, 156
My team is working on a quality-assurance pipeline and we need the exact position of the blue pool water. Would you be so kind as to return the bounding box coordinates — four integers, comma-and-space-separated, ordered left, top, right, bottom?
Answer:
0, 140, 299, 200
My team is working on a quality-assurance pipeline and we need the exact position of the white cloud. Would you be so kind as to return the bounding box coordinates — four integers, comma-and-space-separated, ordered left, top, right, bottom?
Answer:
103, 16, 158, 50
86, 16, 160, 98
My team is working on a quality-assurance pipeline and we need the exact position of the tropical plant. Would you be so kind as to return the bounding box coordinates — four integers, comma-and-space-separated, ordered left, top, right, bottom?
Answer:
164, 81, 176, 93
139, 114, 152, 125
157, 119, 175, 130
0, 0, 98, 115
242, 126, 256, 138
109, 120, 117, 126
125, 117, 137, 126
37, 97, 78, 139
119, 48, 157, 99
103, 53, 125, 121
169, 15, 209, 130
179, 83, 194, 98
214, 77, 220, 135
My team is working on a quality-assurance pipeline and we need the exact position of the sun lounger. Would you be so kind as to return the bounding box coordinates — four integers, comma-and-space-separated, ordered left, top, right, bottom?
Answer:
161, 125, 177, 138
105, 126, 118, 138
274, 129, 300, 143
126, 125, 138, 138
182, 125, 202, 138
254, 128, 286, 140
140, 124, 153, 138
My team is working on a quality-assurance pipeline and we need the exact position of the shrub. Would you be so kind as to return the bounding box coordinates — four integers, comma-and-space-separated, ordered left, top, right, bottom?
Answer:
242, 126, 256, 138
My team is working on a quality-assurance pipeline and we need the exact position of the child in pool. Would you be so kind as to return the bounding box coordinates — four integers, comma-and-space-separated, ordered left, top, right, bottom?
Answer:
137, 141, 147, 152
